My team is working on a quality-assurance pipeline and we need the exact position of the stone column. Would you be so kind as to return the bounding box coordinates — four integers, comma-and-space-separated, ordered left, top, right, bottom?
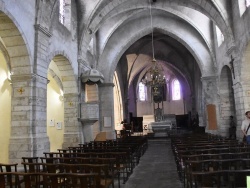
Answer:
9, 24, 53, 164
99, 83, 115, 132
231, 56, 246, 121
227, 51, 244, 138
201, 76, 219, 134
232, 82, 244, 138
9, 73, 50, 164
62, 93, 80, 148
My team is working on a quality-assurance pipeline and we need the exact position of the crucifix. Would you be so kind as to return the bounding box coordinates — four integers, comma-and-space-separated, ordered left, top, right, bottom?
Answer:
229, 55, 235, 79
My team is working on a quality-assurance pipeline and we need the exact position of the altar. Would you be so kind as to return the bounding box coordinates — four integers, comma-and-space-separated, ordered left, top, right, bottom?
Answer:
149, 121, 172, 137
143, 114, 176, 137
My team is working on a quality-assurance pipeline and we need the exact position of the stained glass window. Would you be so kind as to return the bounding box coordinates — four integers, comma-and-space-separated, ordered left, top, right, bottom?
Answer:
139, 82, 147, 101
172, 79, 181, 100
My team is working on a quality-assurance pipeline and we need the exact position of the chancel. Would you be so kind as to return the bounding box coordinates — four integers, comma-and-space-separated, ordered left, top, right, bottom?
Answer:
1, 0, 250, 187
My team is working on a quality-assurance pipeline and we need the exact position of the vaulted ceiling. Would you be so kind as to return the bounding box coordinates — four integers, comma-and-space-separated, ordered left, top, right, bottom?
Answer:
79, 0, 233, 97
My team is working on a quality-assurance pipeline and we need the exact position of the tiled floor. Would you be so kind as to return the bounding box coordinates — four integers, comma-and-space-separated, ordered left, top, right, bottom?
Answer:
117, 138, 183, 188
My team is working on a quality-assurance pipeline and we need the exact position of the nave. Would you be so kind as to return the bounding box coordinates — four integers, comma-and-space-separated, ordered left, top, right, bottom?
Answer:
121, 138, 182, 188
2, 131, 250, 188
0, 134, 183, 188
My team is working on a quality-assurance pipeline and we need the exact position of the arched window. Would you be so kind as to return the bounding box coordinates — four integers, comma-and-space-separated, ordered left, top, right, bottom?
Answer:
239, 0, 249, 16
59, 0, 65, 24
215, 25, 224, 46
139, 82, 147, 101
172, 79, 181, 100
246, 0, 250, 7
59, 0, 71, 30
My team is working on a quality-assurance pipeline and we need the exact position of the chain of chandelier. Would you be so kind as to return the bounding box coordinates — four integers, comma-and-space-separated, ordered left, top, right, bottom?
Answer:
141, 0, 166, 88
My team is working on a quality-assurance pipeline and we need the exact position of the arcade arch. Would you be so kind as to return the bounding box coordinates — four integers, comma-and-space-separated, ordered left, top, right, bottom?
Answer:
47, 54, 78, 150
0, 11, 31, 163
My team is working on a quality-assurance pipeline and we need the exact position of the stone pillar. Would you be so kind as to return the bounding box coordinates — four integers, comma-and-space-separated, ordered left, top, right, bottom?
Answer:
9, 73, 50, 164
201, 76, 219, 134
99, 83, 114, 132
227, 51, 244, 138
62, 93, 80, 148
232, 82, 244, 138
9, 24, 53, 164
232, 56, 246, 120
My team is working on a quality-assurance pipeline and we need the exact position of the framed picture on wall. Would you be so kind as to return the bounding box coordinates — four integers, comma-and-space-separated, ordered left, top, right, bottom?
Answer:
103, 116, 112, 128
56, 122, 63, 130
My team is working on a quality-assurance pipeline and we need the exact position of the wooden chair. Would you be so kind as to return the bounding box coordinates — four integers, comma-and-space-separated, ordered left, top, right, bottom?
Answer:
22, 157, 39, 163
64, 173, 98, 188
192, 169, 223, 187
0, 163, 18, 187
67, 164, 114, 188
88, 158, 118, 188
35, 172, 98, 188
22, 162, 46, 187
0, 172, 34, 188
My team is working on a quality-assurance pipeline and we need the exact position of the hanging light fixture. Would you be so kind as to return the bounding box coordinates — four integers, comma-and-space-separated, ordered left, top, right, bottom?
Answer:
141, 0, 165, 88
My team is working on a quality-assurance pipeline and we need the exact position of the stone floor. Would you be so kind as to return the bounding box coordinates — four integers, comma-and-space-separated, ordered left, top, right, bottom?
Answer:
117, 138, 183, 188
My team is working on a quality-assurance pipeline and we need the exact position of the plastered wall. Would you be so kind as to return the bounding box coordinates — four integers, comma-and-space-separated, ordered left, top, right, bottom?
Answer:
47, 74, 64, 152
0, 52, 11, 163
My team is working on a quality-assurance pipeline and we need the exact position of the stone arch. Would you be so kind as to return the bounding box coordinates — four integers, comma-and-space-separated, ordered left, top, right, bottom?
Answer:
0, 40, 10, 71
47, 52, 79, 148
80, 0, 234, 55
219, 65, 235, 136
99, 23, 210, 82
48, 68, 63, 91
0, 10, 32, 74
49, 54, 77, 94
0, 9, 32, 163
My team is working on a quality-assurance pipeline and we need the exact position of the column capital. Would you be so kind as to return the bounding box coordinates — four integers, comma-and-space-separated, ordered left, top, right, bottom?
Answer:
11, 73, 50, 85
11, 74, 33, 82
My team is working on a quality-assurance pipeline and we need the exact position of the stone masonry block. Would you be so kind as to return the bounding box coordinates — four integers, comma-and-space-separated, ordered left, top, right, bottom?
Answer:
9, 143, 31, 152
64, 113, 77, 118
64, 87, 78, 94
61, 76, 76, 81
11, 126, 30, 136
12, 67, 31, 75
65, 108, 77, 114
13, 105, 32, 111
12, 97, 29, 106
64, 126, 78, 133
11, 111, 28, 120
0, 28, 20, 37
62, 80, 77, 87
3, 35, 25, 47
12, 120, 30, 127
0, 22, 16, 30
58, 64, 72, 71
6, 45, 28, 57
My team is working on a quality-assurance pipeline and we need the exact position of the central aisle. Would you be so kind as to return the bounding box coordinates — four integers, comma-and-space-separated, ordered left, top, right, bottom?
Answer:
122, 138, 183, 188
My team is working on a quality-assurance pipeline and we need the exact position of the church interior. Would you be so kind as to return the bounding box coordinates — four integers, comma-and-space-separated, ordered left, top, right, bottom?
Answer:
1, 0, 250, 187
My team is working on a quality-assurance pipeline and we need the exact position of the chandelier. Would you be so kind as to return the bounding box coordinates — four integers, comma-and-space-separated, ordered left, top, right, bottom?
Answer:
141, 0, 165, 88
142, 58, 165, 87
